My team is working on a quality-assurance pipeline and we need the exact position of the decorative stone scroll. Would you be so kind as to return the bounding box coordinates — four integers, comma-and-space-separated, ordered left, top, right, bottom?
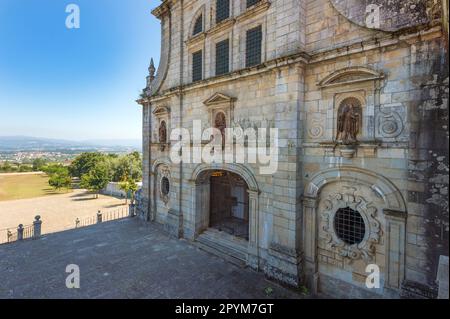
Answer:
320, 186, 381, 262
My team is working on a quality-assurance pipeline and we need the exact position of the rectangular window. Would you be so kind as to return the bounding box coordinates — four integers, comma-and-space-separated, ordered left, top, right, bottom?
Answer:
192, 50, 203, 82
216, 0, 230, 24
246, 0, 260, 8
245, 26, 262, 67
215, 39, 229, 76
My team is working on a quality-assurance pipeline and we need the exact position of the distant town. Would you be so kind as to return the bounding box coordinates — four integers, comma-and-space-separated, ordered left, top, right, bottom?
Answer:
0, 136, 141, 170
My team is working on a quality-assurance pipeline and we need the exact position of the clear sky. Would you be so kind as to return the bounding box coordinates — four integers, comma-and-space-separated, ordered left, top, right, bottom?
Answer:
0, 0, 161, 141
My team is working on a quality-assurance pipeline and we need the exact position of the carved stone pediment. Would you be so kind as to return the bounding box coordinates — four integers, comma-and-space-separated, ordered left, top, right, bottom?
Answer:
153, 105, 170, 117
318, 66, 384, 88
203, 93, 236, 108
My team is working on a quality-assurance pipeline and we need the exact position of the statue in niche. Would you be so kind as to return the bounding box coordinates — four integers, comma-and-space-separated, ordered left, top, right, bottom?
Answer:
214, 112, 227, 150
335, 99, 361, 144
159, 121, 167, 151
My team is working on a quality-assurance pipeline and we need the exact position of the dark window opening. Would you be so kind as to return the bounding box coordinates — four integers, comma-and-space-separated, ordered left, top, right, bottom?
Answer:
193, 15, 203, 35
245, 26, 262, 67
246, 0, 261, 8
215, 39, 229, 76
161, 177, 170, 196
216, 0, 230, 24
192, 50, 203, 82
334, 207, 366, 245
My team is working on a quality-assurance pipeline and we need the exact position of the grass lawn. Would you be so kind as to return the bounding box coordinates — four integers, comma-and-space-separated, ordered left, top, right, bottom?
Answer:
0, 173, 71, 202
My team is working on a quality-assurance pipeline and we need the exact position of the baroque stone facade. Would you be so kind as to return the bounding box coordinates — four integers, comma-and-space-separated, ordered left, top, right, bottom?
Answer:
137, 0, 449, 298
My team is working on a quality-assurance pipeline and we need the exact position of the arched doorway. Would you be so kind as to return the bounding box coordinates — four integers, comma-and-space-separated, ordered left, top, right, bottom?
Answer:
191, 164, 260, 268
209, 170, 249, 240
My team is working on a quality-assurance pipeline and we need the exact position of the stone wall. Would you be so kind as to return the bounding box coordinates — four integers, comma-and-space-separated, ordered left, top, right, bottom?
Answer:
137, 0, 448, 298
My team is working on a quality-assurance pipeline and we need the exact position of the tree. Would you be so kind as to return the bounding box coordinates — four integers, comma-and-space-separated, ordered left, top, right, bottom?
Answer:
42, 163, 65, 175
110, 153, 142, 182
118, 178, 139, 205
32, 158, 48, 171
69, 152, 107, 178
19, 165, 33, 172
79, 162, 110, 198
48, 167, 72, 191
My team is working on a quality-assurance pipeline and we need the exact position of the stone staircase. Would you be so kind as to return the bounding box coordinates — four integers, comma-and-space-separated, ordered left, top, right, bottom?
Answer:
195, 228, 249, 268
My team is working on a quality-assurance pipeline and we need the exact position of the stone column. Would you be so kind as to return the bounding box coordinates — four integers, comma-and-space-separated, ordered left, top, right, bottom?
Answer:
191, 179, 210, 239
17, 224, 24, 241
96, 211, 103, 224
384, 209, 407, 290
33, 215, 42, 238
302, 196, 319, 293
247, 189, 260, 270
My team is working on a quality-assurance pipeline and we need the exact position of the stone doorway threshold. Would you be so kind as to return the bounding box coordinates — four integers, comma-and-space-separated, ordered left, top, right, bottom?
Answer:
195, 228, 249, 268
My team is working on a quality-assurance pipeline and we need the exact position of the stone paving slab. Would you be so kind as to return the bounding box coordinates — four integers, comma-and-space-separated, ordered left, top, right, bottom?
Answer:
0, 218, 306, 299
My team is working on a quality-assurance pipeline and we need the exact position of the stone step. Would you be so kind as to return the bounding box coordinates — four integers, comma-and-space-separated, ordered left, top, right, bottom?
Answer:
194, 241, 247, 269
202, 228, 249, 247
197, 235, 248, 261
199, 230, 248, 258
195, 231, 248, 268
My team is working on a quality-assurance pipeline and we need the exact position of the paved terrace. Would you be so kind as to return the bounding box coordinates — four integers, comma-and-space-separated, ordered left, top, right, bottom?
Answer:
0, 218, 306, 299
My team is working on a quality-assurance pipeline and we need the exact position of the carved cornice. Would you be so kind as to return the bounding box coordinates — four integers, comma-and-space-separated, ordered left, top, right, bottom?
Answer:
185, 32, 206, 48
152, 1, 171, 19
207, 18, 235, 37
236, 0, 271, 22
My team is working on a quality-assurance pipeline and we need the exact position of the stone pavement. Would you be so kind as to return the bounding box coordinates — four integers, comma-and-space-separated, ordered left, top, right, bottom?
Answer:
0, 218, 306, 299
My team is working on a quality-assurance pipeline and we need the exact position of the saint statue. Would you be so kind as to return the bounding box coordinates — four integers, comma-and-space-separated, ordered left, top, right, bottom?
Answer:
335, 102, 360, 144
159, 121, 167, 151
214, 112, 227, 150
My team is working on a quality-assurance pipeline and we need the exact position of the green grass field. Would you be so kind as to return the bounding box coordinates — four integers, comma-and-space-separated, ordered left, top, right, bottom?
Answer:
0, 173, 70, 202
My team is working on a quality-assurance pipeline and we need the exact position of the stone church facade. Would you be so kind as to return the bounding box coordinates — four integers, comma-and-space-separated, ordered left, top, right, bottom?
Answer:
136, 0, 449, 298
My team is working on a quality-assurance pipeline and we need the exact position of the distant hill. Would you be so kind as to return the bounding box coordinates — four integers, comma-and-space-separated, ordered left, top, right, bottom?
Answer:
0, 136, 142, 152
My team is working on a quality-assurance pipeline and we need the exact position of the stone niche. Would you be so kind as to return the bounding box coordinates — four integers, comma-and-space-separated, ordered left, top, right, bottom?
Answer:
308, 66, 389, 159
152, 105, 171, 152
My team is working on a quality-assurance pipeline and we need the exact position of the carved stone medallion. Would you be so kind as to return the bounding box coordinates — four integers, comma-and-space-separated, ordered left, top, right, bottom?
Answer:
320, 186, 381, 262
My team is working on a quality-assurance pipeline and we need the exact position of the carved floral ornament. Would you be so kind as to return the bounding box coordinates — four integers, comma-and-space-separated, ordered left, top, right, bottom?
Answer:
321, 186, 381, 262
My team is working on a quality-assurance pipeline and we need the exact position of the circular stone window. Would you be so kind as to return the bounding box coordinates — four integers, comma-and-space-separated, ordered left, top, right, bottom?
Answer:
334, 207, 366, 245
161, 177, 170, 196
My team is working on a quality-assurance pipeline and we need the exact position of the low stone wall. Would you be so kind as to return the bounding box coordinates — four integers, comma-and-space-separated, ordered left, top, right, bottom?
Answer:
101, 182, 143, 198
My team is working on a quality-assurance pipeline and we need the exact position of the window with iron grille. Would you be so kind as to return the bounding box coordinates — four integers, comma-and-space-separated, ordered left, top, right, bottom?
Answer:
334, 207, 366, 245
192, 50, 203, 82
245, 26, 262, 67
193, 15, 203, 36
216, 0, 230, 24
215, 39, 229, 76
246, 0, 261, 8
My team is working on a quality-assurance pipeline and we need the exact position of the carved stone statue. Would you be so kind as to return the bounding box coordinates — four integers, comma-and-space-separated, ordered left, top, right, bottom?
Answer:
335, 102, 360, 144
214, 112, 227, 150
159, 121, 167, 151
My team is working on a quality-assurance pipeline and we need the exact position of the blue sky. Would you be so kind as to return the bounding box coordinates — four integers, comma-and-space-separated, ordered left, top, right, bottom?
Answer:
0, 0, 160, 140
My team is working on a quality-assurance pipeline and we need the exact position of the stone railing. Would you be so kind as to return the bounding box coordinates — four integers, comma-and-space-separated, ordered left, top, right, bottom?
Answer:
74, 205, 135, 229
0, 215, 42, 245
0, 205, 137, 246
